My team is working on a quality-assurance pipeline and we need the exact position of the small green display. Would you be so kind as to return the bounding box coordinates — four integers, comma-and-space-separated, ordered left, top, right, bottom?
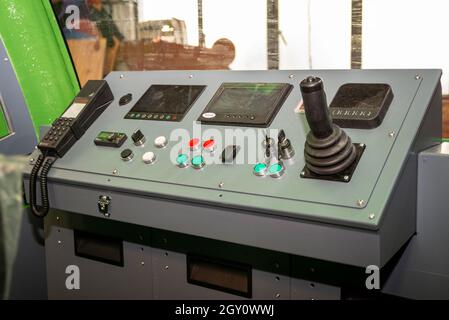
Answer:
94, 131, 127, 148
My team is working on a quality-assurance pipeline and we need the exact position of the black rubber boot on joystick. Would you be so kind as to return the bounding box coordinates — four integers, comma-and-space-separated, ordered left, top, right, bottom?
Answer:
300, 76, 358, 176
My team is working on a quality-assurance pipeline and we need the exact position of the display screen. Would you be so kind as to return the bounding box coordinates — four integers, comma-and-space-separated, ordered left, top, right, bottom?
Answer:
126, 85, 206, 122
199, 83, 292, 127
62, 102, 86, 119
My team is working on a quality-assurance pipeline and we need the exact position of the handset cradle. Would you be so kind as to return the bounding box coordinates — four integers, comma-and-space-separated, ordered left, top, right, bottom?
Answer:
30, 80, 114, 218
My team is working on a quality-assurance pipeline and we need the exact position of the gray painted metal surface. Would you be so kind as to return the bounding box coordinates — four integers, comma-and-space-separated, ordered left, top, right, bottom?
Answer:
24, 70, 441, 229
382, 143, 449, 299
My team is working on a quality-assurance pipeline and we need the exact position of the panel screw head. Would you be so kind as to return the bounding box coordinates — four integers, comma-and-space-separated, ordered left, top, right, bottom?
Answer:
275, 293, 281, 298
218, 182, 224, 189
388, 131, 395, 138
56, 216, 60, 221
29, 158, 35, 164
189, 74, 194, 78
369, 213, 375, 220
57, 240, 61, 245
289, 74, 295, 79
357, 199, 366, 207
300, 171, 306, 177
343, 175, 350, 181
120, 74, 124, 79
165, 265, 169, 270
4, 57, 8, 62
141, 261, 145, 266
415, 75, 421, 80
112, 169, 118, 175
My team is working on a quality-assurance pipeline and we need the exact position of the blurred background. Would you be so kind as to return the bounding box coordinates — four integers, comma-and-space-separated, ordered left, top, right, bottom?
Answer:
46, 0, 449, 137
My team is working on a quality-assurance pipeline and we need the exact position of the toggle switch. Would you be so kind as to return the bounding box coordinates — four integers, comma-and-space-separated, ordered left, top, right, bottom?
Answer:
132, 130, 146, 146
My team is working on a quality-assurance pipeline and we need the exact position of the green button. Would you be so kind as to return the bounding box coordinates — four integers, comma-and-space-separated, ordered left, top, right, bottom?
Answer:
176, 154, 189, 167
191, 155, 205, 169
253, 163, 267, 176
269, 162, 283, 174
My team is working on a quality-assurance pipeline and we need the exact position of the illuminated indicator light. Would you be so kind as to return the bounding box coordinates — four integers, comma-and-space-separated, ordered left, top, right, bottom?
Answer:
253, 163, 267, 176
176, 154, 189, 168
269, 162, 284, 178
203, 139, 215, 152
191, 155, 205, 169
188, 138, 200, 150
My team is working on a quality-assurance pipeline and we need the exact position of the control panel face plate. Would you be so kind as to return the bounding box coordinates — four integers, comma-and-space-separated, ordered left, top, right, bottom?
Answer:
49, 70, 428, 224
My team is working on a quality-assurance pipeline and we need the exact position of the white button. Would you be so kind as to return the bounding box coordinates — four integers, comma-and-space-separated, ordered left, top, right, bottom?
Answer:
142, 152, 156, 164
154, 136, 168, 148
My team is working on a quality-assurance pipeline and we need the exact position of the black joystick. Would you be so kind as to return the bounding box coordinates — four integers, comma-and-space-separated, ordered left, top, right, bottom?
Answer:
300, 76, 358, 176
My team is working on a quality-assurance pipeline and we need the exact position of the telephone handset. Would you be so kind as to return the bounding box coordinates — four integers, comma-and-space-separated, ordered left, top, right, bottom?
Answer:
30, 80, 114, 218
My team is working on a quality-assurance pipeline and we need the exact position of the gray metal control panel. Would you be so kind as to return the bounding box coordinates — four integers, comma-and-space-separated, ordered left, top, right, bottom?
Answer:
23, 69, 442, 269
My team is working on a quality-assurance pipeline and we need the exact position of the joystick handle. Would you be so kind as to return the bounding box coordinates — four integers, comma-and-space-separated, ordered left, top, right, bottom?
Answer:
300, 76, 333, 139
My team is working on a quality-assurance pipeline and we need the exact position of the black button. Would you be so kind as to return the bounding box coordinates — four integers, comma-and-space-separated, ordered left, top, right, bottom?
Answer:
119, 93, 133, 106
121, 149, 133, 161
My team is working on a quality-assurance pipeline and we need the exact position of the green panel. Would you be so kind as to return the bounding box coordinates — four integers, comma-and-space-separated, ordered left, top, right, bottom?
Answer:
0, 100, 10, 138
0, 0, 79, 138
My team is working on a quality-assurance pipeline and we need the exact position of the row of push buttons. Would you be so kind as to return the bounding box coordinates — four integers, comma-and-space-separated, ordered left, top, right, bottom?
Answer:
188, 138, 216, 152
253, 161, 285, 178
225, 114, 256, 120
44, 118, 73, 142
176, 154, 205, 170
127, 113, 177, 121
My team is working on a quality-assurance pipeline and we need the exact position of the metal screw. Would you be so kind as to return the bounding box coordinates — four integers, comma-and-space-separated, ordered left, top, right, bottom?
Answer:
120, 74, 124, 79
218, 182, 224, 189
275, 293, 281, 298
112, 169, 118, 175
56, 216, 60, 221
289, 74, 295, 79
57, 240, 61, 245
300, 171, 306, 177
141, 261, 145, 266
164, 265, 169, 270
388, 131, 395, 138
343, 175, 350, 181
369, 213, 375, 220
29, 158, 35, 164
189, 74, 194, 79
4, 57, 8, 62
357, 199, 366, 207
359, 143, 365, 148
415, 75, 421, 80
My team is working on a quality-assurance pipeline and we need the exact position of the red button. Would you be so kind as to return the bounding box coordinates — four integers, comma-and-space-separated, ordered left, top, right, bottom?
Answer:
203, 139, 216, 152
188, 138, 200, 150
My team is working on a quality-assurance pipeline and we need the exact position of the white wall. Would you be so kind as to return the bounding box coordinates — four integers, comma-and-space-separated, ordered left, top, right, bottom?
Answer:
138, 0, 449, 93
279, 0, 352, 70
363, 0, 449, 93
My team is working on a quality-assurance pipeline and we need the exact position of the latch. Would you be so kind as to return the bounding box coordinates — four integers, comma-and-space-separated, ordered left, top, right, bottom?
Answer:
98, 195, 111, 217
